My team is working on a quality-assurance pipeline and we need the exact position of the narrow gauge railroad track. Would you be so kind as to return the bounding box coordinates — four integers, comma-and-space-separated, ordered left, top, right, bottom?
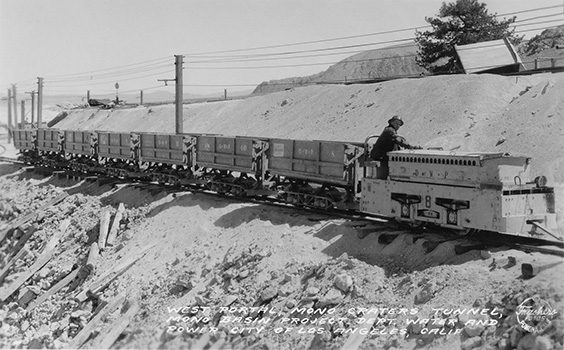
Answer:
7, 164, 564, 257
0, 156, 24, 164
463, 231, 564, 257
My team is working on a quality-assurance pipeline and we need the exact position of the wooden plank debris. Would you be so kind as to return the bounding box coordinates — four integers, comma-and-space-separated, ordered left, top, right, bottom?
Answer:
86, 242, 99, 273
10, 223, 39, 258
88, 243, 156, 297
0, 248, 29, 283
45, 219, 71, 251
106, 203, 125, 247
75, 242, 156, 302
340, 315, 377, 350
95, 301, 140, 349
26, 268, 80, 311
98, 210, 112, 250
522, 261, 564, 278
67, 293, 126, 349
0, 219, 71, 302
0, 250, 54, 302
0, 192, 68, 242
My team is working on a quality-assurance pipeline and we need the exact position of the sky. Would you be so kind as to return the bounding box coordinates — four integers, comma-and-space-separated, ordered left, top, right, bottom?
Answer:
1, 0, 563, 99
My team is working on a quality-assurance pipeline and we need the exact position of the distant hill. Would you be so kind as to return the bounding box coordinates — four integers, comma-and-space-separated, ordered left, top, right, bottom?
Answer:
252, 43, 425, 95
517, 25, 564, 70
252, 26, 564, 95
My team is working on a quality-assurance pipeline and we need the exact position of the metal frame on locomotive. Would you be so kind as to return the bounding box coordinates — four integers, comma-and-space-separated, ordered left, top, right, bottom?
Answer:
11, 127, 558, 238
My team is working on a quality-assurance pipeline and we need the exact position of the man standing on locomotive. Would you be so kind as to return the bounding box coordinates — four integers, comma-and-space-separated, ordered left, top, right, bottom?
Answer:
370, 115, 421, 178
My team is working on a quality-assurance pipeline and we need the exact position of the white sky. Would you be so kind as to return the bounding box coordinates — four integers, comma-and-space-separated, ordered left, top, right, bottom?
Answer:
1, 0, 563, 97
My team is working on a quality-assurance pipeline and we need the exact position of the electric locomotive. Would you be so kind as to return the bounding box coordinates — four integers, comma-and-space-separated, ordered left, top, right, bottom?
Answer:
361, 149, 557, 235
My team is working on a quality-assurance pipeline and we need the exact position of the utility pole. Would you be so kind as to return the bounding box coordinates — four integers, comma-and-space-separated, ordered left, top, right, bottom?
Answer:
140, 90, 143, 105
87, 90, 90, 103
26, 91, 36, 126
20, 101, 25, 128
7, 89, 12, 143
114, 82, 120, 104
175, 55, 184, 134
37, 77, 43, 127
11, 84, 17, 122
157, 55, 184, 134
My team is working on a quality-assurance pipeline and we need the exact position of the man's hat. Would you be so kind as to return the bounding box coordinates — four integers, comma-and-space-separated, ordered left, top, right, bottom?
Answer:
388, 115, 404, 126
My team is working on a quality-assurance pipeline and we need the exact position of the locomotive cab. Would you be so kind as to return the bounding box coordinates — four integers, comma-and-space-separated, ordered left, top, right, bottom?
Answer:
361, 134, 389, 180
360, 150, 558, 236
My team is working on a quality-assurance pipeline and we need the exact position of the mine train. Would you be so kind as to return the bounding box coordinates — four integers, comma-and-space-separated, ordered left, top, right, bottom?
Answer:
10, 127, 558, 237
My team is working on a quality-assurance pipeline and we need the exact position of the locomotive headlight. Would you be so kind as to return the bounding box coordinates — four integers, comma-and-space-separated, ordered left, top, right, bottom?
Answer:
447, 211, 457, 225
535, 176, 547, 188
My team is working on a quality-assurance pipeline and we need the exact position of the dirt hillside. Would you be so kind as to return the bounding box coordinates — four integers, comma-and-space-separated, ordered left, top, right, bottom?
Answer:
53, 72, 564, 185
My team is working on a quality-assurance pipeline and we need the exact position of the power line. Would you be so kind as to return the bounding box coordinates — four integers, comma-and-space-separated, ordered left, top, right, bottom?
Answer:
44, 56, 171, 79
7, 4, 561, 92
185, 14, 562, 66
182, 4, 562, 58
47, 63, 172, 83
46, 69, 175, 88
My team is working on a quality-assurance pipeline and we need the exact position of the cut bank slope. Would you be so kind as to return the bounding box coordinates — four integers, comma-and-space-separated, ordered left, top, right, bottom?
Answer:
53, 73, 564, 184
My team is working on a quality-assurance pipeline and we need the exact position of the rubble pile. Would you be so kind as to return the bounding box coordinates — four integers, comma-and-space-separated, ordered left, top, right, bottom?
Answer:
0, 174, 149, 349
0, 164, 562, 350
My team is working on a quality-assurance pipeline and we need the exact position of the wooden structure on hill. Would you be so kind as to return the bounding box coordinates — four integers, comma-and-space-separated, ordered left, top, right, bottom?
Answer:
455, 38, 524, 74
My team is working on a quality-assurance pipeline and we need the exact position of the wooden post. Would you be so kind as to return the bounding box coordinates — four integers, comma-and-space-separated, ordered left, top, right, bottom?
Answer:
7, 89, 12, 143
140, 90, 143, 105
37, 77, 43, 127
175, 54, 183, 134
11, 85, 17, 123
98, 210, 112, 249
224, 89, 227, 100
87, 90, 90, 102
522, 261, 563, 278
106, 203, 125, 247
20, 100, 25, 128
86, 242, 99, 272
26, 91, 35, 126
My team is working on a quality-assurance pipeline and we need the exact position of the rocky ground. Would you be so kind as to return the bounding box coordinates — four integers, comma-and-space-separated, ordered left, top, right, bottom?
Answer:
0, 71, 563, 350
0, 133, 563, 350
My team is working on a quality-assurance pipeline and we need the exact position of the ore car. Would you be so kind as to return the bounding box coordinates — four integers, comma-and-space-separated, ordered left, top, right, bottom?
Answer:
266, 139, 364, 209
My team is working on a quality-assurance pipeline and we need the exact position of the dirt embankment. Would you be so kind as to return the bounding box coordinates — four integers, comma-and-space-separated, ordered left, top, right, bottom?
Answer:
53, 73, 564, 185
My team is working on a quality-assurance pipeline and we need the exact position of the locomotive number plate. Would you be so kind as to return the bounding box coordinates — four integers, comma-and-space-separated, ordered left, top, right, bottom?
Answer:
417, 209, 440, 219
